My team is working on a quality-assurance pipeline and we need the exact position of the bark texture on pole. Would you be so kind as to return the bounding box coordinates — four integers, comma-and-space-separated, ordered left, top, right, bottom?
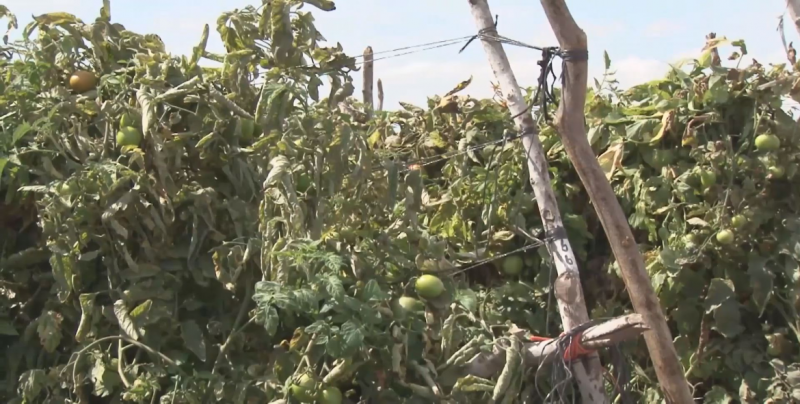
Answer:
362, 46, 374, 116
537, 1, 693, 403
463, 314, 648, 379
788, 0, 800, 39
466, 1, 606, 402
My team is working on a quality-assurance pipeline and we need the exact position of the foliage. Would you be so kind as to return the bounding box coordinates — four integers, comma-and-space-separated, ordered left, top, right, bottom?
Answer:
1, 1, 800, 403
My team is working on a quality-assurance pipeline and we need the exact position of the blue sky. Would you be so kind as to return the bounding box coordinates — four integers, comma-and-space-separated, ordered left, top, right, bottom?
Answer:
2, 0, 792, 108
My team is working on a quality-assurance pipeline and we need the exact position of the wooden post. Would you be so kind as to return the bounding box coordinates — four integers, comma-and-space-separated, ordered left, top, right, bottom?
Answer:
466, 1, 606, 402
536, 1, 693, 403
788, 0, 800, 39
377, 78, 384, 112
464, 314, 649, 379
362, 46, 374, 115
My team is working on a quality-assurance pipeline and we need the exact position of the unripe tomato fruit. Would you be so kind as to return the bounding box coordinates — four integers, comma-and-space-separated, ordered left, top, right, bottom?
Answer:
120, 113, 136, 128
415, 274, 444, 299
716, 229, 734, 245
731, 215, 747, 229
501, 256, 523, 276
116, 126, 143, 147
755, 134, 780, 152
289, 374, 316, 403
320, 386, 343, 404
69, 70, 97, 93
240, 118, 255, 141
699, 169, 716, 189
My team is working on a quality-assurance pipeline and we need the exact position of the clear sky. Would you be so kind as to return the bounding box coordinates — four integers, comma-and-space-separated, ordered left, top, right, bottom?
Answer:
2, 0, 792, 108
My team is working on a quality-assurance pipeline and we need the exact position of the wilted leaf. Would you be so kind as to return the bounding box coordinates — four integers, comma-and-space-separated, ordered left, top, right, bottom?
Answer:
37, 311, 62, 352
301, 0, 336, 11
113, 300, 140, 340
445, 76, 472, 97
597, 142, 623, 180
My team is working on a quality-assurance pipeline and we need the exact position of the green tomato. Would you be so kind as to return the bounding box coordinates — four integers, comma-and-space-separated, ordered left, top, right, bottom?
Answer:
501, 256, 524, 276
58, 182, 74, 195
415, 274, 444, 299
320, 387, 343, 404
289, 374, 316, 403
755, 133, 780, 152
699, 169, 717, 189
116, 126, 143, 147
240, 118, 255, 141
120, 112, 136, 128
397, 296, 423, 312
731, 215, 747, 229
716, 229, 735, 245
683, 234, 699, 245
392, 296, 422, 319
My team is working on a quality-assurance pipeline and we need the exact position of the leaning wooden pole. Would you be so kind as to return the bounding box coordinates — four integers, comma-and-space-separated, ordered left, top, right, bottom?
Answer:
362, 46, 374, 116
466, 1, 606, 403
377, 78, 384, 112
537, 1, 693, 403
788, 0, 800, 40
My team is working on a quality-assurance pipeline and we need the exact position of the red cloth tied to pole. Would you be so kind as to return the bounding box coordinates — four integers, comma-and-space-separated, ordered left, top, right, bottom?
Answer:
528, 331, 594, 361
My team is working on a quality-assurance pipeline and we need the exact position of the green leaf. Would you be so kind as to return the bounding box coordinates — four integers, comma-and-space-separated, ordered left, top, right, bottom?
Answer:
731, 39, 747, 56
0, 318, 18, 335
603, 50, 611, 70
258, 305, 279, 337
270, 0, 294, 64
704, 278, 735, 313
703, 384, 733, 403
129, 299, 153, 319
747, 254, 773, 317
697, 49, 713, 68
361, 279, 388, 302
424, 130, 447, 149
672, 301, 700, 336
12, 121, 31, 145
713, 300, 744, 338
189, 24, 209, 69
0, 156, 7, 186
113, 300, 140, 340
18, 369, 46, 401
180, 320, 207, 362
456, 288, 478, 312
340, 320, 364, 355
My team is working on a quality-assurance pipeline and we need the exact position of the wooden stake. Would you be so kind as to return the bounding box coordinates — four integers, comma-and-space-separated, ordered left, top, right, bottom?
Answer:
466, 1, 606, 402
536, 1, 693, 402
362, 46, 374, 115
377, 78, 384, 112
787, 0, 800, 39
